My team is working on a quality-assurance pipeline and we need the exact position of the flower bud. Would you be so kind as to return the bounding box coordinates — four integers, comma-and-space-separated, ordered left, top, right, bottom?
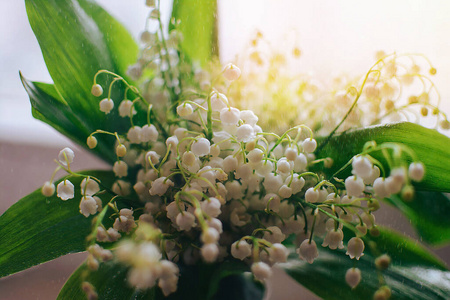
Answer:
91, 84, 103, 97
41, 181, 55, 197
345, 268, 361, 289
375, 254, 391, 270
87, 136, 97, 149
116, 144, 127, 157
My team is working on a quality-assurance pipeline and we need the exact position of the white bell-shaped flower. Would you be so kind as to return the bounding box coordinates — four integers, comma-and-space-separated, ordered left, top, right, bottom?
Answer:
373, 177, 389, 198
251, 262, 272, 282
302, 138, 317, 153
57, 180, 75, 200
99, 98, 114, 114
262, 173, 283, 193
247, 149, 264, 164
408, 162, 425, 181
278, 184, 293, 198
80, 177, 100, 196
112, 180, 131, 196
236, 124, 255, 143
305, 187, 320, 203
177, 103, 194, 117
191, 137, 211, 157
263, 226, 285, 243
141, 124, 159, 143
201, 243, 219, 263
220, 107, 240, 125
223, 63, 241, 81
118, 100, 135, 118
293, 153, 308, 172
346, 237, 365, 260
223, 155, 239, 173
210, 91, 228, 111
352, 156, 373, 179
113, 161, 128, 178
79, 196, 98, 217
58, 147, 74, 166
287, 174, 305, 194
207, 218, 223, 234
200, 227, 220, 244
268, 243, 289, 263
240, 110, 258, 126
276, 158, 293, 174
345, 175, 365, 197
322, 228, 344, 249
127, 126, 142, 144
149, 177, 174, 196
231, 240, 252, 260
363, 165, 380, 185
297, 239, 319, 264
285, 147, 298, 161
176, 211, 196, 231
201, 197, 222, 218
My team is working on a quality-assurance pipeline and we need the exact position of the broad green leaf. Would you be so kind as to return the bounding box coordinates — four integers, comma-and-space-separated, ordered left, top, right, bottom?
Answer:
21, 75, 117, 163
317, 122, 450, 192
0, 170, 115, 278
59, 260, 263, 300
281, 227, 449, 300
386, 192, 450, 246
171, 0, 218, 66
58, 261, 156, 300
24, 0, 138, 162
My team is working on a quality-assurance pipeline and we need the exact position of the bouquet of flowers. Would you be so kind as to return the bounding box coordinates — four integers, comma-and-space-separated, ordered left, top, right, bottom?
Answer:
1, 1, 450, 299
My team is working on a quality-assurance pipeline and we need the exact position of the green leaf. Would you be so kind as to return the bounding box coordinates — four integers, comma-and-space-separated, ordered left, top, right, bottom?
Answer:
317, 122, 450, 192
171, 0, 218, 66
0, 170, 115, 278
58, 261, 156, 300
386, 192, 450, 246
20, 75, 117, 163
59, 260, 263, 300
24, 0, 139, 162
281, 227, 449, 300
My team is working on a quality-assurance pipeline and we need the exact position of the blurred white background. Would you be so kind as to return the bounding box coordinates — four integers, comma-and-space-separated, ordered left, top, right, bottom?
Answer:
1, 0, 450, 146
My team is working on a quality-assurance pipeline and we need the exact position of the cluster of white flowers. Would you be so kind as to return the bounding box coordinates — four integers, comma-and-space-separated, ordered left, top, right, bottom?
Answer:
42, 58, 425, 297
39, 3, 426, 299
229, 32, 449, 135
